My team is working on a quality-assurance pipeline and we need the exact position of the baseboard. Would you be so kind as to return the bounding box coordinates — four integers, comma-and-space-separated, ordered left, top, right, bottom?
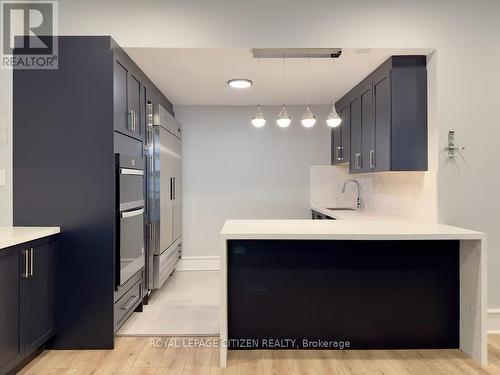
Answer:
489, 309, 500, 333
176, 256, 220, 271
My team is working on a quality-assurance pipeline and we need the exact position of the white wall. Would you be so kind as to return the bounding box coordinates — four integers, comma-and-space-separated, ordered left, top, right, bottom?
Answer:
175, 105, 331, 259
1, 0, 499, 307
0, 70, 12, 226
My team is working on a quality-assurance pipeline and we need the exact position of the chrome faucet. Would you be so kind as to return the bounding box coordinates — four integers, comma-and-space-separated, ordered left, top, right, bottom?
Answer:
341, 179, 362, 210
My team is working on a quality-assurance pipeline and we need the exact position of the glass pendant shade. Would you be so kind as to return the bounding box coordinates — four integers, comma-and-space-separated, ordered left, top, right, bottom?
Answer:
276, 105, 291, 128
326, 105, 342, 128
301, 106, 316, 128
251, 106, 266, 128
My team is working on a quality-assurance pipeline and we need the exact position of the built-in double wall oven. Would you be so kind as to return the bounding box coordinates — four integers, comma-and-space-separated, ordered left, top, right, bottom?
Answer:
116, 154, 145, 289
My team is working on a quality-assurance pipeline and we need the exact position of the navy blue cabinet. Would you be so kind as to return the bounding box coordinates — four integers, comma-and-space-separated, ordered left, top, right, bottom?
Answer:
113, 58, 144, 141
14, 36, 173, 350
0, 246, 23, 374
331, 103, 350, 165
334, 56, 427, 173
0, 236, 56, 375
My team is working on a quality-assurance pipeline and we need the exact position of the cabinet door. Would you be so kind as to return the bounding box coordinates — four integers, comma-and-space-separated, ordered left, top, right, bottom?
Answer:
373, 75, 391, 171
361, 85, 374, 172
331, 125, 341, 165
128, 73, 142, 138
114, 60, 128, 135
23, 241, 54, 355
341, 104, 350, 164
0, 247, 22, 373
349, 97, 362, 173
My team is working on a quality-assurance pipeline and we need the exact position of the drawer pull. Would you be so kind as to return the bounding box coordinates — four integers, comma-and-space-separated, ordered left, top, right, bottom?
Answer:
121, 208, 144, 218
120, 168, 144, 176
121, 295, 139, 311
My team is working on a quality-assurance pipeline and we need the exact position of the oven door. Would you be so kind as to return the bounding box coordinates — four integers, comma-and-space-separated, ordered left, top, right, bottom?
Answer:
117, 207, 145, 288
119, 168, 144, 211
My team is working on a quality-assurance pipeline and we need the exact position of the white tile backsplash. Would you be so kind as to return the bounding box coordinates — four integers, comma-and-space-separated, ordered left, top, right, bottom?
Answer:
311, 165, 437, 223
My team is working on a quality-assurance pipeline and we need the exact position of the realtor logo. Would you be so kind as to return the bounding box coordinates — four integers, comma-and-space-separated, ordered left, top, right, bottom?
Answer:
1, 0, 58, 69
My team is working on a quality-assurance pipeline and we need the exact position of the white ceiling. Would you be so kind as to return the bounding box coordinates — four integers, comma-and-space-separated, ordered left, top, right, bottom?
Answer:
124, 48, 433, 106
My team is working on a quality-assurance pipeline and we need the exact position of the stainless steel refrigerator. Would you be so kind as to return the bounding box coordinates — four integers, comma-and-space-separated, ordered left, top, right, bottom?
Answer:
146, 103, 182, 290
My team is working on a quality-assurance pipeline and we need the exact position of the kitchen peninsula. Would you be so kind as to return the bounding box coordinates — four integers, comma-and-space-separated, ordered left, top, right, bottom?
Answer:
219, 218, 486, 367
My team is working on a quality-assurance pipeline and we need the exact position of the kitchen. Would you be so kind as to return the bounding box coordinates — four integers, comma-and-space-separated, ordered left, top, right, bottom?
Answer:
0, 1, 499, 374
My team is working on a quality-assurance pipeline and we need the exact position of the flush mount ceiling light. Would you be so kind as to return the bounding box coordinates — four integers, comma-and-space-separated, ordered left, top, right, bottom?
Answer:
301, 56, 316, 128
227, 78, 252, 89
326, 56, 342, 128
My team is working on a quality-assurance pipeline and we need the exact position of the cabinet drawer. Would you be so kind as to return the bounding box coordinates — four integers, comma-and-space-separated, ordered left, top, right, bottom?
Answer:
114, 279, 142, 332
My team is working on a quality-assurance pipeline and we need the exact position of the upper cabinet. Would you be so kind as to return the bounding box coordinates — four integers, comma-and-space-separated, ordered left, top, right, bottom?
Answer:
113, 53, 146, 141
333, 56, 427, 173
331, 103, 350, 165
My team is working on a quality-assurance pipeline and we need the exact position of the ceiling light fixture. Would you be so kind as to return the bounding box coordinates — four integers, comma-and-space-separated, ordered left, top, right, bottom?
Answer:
251, 57, 266, 128
276, 56, 291, 128
301, 56, 316, 128
252, 105, 266, 128
277, 105, 291, 128
227, 78, 252, 89
326, 57, 342, 128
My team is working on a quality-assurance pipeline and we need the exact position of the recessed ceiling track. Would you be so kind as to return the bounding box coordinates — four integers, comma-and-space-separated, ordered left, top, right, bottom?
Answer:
252, 48, 342, 59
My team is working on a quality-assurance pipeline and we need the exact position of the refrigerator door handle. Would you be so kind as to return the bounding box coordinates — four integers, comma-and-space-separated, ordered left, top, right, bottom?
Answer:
173, 177, 176, 200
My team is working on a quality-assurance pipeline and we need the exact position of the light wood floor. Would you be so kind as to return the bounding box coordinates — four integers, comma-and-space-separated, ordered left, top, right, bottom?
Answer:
18, 335, 500, 375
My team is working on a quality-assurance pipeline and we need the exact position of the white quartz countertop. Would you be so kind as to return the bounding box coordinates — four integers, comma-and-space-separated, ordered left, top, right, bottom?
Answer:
221, 218, 485, 241
0, 227, 60, 250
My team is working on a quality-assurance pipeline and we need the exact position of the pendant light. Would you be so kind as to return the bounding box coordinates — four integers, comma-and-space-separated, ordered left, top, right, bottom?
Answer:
251, 57, 266, 128
301, 56, 316, 128
277, 105, 291, 128
326, 57, 342, 128
276, 56, 291, 128
252, 105, 266, 128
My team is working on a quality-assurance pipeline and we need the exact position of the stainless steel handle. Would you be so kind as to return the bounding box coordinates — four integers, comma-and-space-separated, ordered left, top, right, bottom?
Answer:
133, 110, 137, 132
120, 168, 144, 176
148, 223, 153, 241
121, 295, 139, 311
369, 149, 375, 169
29, 248, 34, 277
146, 103, 153, 128
173, 177, 176, 200
22, 249, 29, 278
355, 153, 362, 169
128, 110, 134, 131
121, 207, 144, 218
336, 146, 343, 161
170, 177, 173, 201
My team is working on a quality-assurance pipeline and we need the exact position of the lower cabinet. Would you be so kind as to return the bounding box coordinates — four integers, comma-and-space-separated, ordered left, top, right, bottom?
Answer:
113, 269, 144, 333
0, 236, 56, 375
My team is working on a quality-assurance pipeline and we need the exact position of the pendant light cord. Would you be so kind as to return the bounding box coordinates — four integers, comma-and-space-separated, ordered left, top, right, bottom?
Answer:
257, 55, 261, 106
307, 55, 311, 106
282, 54, 285, 106
331, 57, 335, 105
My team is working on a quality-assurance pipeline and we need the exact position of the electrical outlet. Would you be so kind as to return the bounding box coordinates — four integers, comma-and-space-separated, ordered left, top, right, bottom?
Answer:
0, 169, 5, 186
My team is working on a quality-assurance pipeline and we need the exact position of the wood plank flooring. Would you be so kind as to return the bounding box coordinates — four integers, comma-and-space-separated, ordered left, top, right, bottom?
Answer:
17, 335, 500, 375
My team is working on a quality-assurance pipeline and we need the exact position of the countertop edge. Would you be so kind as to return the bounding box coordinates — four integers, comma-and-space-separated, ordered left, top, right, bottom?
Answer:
0, 227, 61, 250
